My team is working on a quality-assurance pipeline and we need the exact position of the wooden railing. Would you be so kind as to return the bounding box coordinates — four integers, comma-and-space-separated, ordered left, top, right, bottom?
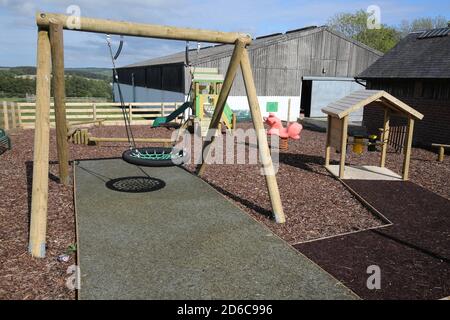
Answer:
1, 101, 184, 130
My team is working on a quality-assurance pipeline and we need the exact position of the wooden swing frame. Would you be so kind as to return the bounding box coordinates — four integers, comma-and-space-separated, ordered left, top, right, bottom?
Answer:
29, 12, 285, 258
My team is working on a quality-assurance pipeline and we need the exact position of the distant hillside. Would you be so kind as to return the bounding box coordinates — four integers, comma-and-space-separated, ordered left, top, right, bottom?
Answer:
66, 68, 112, 80
0, 66, 112, 81
0, 66, 113, 100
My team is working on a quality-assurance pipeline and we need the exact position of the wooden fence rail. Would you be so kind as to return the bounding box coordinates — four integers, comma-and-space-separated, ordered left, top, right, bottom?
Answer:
0, 101, 184, 130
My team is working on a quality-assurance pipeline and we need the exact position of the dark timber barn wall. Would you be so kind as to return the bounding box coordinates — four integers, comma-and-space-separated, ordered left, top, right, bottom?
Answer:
117, 26, 382, 104
358, 28, 450, 146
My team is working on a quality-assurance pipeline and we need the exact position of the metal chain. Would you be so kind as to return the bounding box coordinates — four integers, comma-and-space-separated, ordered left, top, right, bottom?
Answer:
106, 34, 136, 149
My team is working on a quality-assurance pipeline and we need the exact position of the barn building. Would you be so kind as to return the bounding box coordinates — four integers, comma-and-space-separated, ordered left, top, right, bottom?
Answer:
358, 27, 450, 146
115, 26, 382, 121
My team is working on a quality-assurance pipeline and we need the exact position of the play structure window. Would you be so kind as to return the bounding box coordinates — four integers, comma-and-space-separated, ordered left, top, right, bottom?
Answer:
198, 83, 212, 95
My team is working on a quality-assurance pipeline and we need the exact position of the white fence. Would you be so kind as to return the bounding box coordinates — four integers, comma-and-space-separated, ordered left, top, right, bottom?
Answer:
0, 101, 184, 130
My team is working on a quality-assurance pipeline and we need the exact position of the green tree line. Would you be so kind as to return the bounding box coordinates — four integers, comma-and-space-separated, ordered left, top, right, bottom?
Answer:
328, 10, 449, 52
0, 71, 112, 99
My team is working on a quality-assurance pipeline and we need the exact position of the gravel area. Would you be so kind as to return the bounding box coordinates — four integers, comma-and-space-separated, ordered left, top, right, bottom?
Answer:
0, 122, 448, 299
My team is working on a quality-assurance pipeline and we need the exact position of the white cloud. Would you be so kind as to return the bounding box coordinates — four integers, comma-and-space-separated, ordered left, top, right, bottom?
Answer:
0, 0, 37, 16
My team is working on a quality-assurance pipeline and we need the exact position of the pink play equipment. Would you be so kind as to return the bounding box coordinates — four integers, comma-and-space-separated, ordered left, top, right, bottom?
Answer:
264, 113, 302, 140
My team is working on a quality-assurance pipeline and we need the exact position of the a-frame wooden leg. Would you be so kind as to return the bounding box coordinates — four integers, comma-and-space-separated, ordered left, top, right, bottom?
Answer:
338, 116, 348, 179
402, 117, 414, 180
380, 108, 390, 168
325, 115, 331, 167
240, 49, 285, 224
197, 39, 246, 176
49, 21, 70, 185
29, 29, 52, 258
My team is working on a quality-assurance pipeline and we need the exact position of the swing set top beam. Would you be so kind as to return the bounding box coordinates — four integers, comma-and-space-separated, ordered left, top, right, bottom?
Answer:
36, 12, 252, 45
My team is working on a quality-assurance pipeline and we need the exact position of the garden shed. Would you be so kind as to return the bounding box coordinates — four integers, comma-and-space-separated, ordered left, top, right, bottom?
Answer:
322, 90, 424, 180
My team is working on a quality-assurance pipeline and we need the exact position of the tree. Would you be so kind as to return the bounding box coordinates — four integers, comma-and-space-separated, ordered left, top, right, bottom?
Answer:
399, 16, 449, 37
0, 71, 112, 99
355, 27, 401, 53
327, 10, 369, 39
327, 10, 401, 53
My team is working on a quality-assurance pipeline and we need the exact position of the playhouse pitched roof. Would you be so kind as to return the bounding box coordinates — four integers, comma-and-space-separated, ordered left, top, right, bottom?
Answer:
321, 90, 424, 120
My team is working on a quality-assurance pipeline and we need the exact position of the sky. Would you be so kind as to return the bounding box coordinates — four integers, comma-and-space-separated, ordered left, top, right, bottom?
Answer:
0, 0, 448, 68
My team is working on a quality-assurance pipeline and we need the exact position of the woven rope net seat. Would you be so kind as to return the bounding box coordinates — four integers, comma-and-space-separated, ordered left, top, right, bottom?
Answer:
122, 147, 188, 167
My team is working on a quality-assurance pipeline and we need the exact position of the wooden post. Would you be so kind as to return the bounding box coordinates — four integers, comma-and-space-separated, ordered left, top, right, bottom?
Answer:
325, 115, 332, 167
339, 116, 348, 179
10, 102, 16, 129
93, 103, 97, 121
29, 29, 52, 258
380, 108, 390, 168
49, 21, 70, 185
161, 103, 165, 117
197, 39, 246, 176
287, 98, 291, 123
438, 146, 445, 162
128, 103, 133, 124
232, 113, 237, 130
402, 117, 415, 180
17, 103, 22, 128
2, 101, 9, 130
89, 137, 173, 144
240, 48, 285, 224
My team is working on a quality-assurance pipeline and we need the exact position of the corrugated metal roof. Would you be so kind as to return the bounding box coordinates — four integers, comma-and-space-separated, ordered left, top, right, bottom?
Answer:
359, 28, 450, 79
121, 26, 382, 69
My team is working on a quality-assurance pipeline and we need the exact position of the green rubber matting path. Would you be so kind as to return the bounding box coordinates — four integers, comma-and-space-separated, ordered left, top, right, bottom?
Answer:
75, 159, 357, 300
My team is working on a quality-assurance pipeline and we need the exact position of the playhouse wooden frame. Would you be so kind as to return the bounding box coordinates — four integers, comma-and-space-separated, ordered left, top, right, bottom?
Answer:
322, 90, 424, 181
29, 13, 285, 257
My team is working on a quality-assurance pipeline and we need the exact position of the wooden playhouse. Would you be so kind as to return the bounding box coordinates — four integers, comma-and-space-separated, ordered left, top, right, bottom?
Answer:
322, 90, 424, 181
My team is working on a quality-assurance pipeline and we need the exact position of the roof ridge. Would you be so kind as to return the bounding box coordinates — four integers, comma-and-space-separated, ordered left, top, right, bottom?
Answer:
120, 26, 325, 68
324, 27, 384, 56
358, 30, 450, 79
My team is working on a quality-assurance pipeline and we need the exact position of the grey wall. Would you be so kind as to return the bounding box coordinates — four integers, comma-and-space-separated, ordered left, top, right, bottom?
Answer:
308, 77, 366, 121
194, 29, 381, 97
113, 83, 185, 103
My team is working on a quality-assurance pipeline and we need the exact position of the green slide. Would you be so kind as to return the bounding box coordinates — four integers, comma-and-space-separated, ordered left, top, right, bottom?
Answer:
223, 103, 234, 125
152, 102, 192, 127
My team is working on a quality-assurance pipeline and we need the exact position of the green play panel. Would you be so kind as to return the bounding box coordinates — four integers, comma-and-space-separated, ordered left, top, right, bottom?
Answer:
75, 159, 357, 300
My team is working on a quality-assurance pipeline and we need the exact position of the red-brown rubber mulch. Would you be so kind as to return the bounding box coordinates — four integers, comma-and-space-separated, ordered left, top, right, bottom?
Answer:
294, 180, 450, 300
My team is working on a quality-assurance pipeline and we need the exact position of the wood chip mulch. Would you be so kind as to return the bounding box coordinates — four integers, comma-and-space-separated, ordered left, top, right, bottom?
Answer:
0, 122, 448, 299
